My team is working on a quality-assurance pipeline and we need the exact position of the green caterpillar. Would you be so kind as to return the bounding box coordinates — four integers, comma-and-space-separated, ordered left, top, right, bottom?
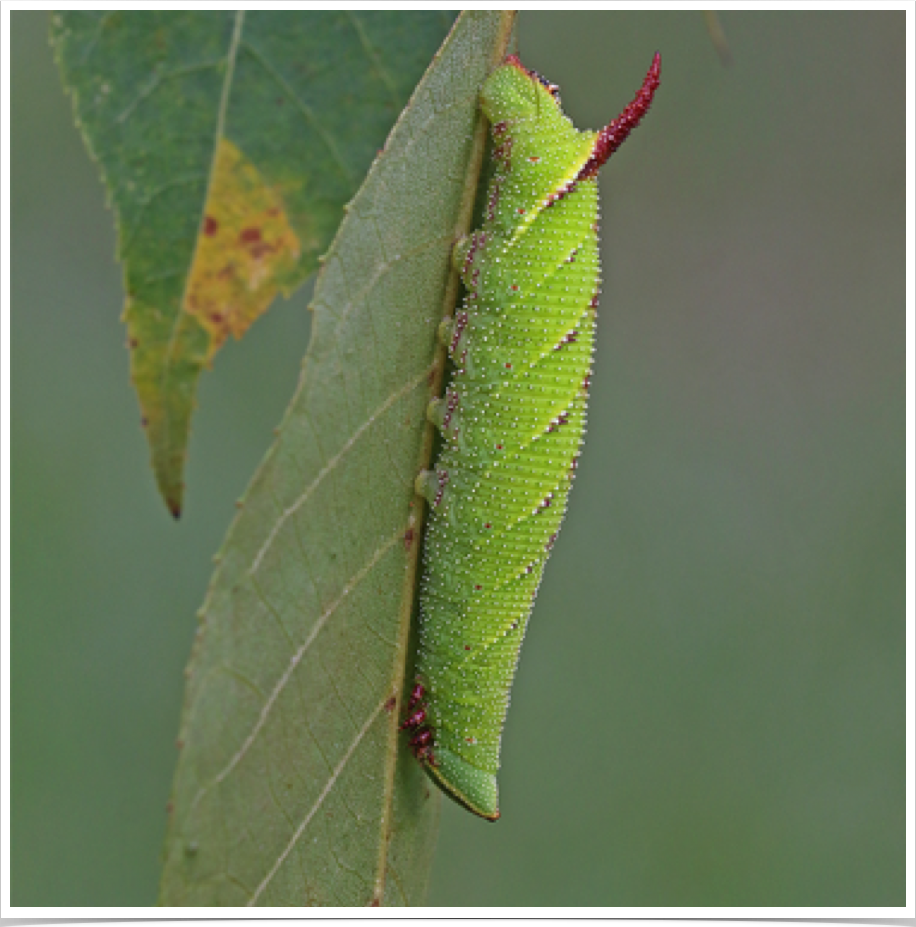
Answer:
403, 53, 660, 820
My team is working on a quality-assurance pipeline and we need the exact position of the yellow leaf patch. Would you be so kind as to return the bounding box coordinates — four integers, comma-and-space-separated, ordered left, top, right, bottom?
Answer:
185, 138, 301, 361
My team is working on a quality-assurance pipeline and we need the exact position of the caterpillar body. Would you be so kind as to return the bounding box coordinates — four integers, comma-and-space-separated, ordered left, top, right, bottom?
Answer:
404, 53, 660, 820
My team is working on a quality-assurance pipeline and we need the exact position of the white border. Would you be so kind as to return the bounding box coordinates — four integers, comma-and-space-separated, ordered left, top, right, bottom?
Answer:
2, 1, 912, 919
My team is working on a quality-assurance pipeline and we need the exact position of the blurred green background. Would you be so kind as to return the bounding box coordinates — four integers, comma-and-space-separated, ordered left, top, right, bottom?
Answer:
12, 11, 905, 907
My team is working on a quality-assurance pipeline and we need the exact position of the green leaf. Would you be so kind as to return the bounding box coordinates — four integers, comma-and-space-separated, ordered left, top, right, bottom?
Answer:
50, 11, 457, 516
158, 11, 516, 906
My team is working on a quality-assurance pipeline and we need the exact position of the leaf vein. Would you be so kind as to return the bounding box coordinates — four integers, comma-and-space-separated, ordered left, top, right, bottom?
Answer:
73, 11, 113, 66
118, 174, 206, 259
116, 58, 227, 125
249, 574, 296, 651
192, 526, 405, 807
247, 697, 386, 906
344, 12, 400, 111
239, 37, 355, 187
160, 10, 245, 467
250, 367, 430, 574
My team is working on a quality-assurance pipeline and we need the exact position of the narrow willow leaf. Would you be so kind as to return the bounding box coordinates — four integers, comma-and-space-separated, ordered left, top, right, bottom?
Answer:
50, 11, 456, 516
159, 11, 515, 907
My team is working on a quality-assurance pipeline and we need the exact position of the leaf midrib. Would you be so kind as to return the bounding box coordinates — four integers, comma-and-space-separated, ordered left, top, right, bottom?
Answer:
163, 11, 245, 450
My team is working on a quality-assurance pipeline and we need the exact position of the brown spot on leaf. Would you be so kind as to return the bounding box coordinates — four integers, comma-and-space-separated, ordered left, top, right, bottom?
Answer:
202, 215, 218, 236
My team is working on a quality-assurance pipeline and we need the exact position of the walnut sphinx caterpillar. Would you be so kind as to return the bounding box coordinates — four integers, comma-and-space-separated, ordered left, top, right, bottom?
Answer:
403, 53, 661, 820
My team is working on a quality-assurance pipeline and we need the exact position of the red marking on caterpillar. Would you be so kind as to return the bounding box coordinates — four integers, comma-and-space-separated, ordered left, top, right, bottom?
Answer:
203, 215, 218, 236
545, 178, 579, 209
487, 181, 502, 222
535, 76, 560, 98
463, 233, 486, 275
451, 311, 468, 352
493, 135, 514, 167
401, 682, 436, 764
409, 726, 432, 748
554, 329, 579, 351
442, 388, 461, 430
505, 55, 561, 99
434, 469, 449, 507
547, 411, 571, 433
406, 682, 424, 713
580, 52, 661, 179
400, 706, 427, 729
